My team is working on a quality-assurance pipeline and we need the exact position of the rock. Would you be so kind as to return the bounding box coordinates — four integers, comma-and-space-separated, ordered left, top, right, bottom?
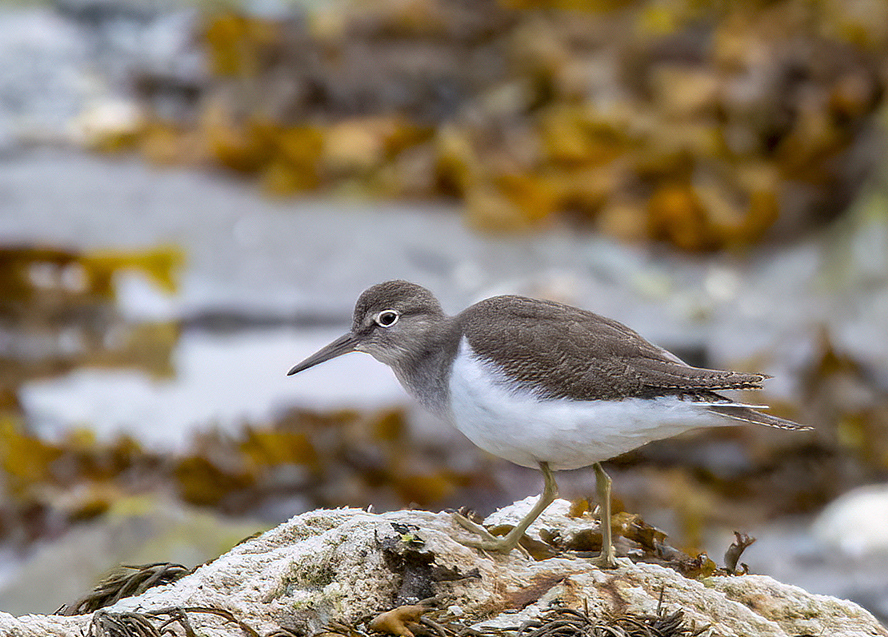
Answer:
0, 7, 89, 146
813, 484, 888, 557
0, 611, 89, 637
70, 98, 145, 150
0, 500, 884, 637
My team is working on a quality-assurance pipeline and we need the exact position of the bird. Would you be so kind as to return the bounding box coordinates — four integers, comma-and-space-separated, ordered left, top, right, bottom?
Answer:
287, 280, 810, 567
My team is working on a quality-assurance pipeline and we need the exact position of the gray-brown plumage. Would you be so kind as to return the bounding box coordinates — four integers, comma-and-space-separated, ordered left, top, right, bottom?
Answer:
457, 294, 808, 431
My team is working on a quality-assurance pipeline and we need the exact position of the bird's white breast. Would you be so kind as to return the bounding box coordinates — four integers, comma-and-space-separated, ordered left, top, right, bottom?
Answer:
447, 338, 727, 470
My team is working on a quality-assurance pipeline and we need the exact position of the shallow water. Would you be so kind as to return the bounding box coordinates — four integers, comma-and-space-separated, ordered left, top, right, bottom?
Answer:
20, 327, 406, 451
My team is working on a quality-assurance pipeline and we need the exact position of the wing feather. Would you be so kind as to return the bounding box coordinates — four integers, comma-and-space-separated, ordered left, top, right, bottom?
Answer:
706, 405, 812, 431
460, 295, 768, 401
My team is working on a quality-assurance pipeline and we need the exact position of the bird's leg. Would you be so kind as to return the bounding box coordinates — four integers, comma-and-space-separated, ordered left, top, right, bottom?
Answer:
453, 461, 558, 554
592, 462, 617, 569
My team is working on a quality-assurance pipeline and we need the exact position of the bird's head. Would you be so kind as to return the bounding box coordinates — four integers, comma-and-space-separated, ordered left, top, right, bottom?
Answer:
287, 280, 446, 375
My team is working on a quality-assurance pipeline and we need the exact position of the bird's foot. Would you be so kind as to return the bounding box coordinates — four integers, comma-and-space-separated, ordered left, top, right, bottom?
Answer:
451, 512, 529, 556
452, 511, 498, 541
591, 545, 618, 569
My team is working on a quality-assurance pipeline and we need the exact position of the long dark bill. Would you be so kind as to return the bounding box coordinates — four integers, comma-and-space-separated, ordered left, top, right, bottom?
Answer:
287, 333, 359, 376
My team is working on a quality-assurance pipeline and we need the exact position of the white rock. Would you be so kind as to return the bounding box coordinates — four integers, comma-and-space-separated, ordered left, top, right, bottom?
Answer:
813, 484, 888, 557
0, 501, 884, 637
70, 99, 144, 148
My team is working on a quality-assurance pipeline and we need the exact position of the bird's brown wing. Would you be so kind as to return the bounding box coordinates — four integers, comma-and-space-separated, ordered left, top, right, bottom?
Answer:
460, 295, 768, 402
706, 404, 811, 430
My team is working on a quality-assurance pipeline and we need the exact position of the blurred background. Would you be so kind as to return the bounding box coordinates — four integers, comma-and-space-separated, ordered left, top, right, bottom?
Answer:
2, 0, 888, 621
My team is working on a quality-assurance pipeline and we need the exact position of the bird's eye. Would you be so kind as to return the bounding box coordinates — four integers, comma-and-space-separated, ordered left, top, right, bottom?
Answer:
375, 310, 399, 327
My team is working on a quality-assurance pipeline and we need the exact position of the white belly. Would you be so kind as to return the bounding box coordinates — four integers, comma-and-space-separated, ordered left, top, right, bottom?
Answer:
447, 339, 728, 470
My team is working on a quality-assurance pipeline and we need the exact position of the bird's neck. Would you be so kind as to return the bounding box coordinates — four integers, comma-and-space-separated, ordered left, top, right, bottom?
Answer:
390, 317, 459, 417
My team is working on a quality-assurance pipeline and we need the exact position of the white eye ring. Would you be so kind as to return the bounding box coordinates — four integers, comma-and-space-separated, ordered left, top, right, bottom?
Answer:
375, 310, 399, 327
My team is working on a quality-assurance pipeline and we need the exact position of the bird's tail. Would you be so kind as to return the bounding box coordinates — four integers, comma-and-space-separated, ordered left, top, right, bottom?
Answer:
707, 405, 812, 431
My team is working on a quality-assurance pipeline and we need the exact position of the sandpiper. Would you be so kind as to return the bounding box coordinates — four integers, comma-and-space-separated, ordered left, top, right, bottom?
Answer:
288, 280, 810, 567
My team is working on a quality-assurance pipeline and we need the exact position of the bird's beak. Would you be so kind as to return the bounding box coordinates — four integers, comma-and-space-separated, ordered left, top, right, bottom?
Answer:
287, 332, 359, 376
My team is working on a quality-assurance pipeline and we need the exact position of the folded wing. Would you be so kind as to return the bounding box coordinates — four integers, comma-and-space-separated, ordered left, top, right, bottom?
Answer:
461, 295, 810, 431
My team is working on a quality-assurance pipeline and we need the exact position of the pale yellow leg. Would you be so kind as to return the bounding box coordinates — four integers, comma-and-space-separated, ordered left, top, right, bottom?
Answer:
592, 462, 617, 569
453, 461, 558, 553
